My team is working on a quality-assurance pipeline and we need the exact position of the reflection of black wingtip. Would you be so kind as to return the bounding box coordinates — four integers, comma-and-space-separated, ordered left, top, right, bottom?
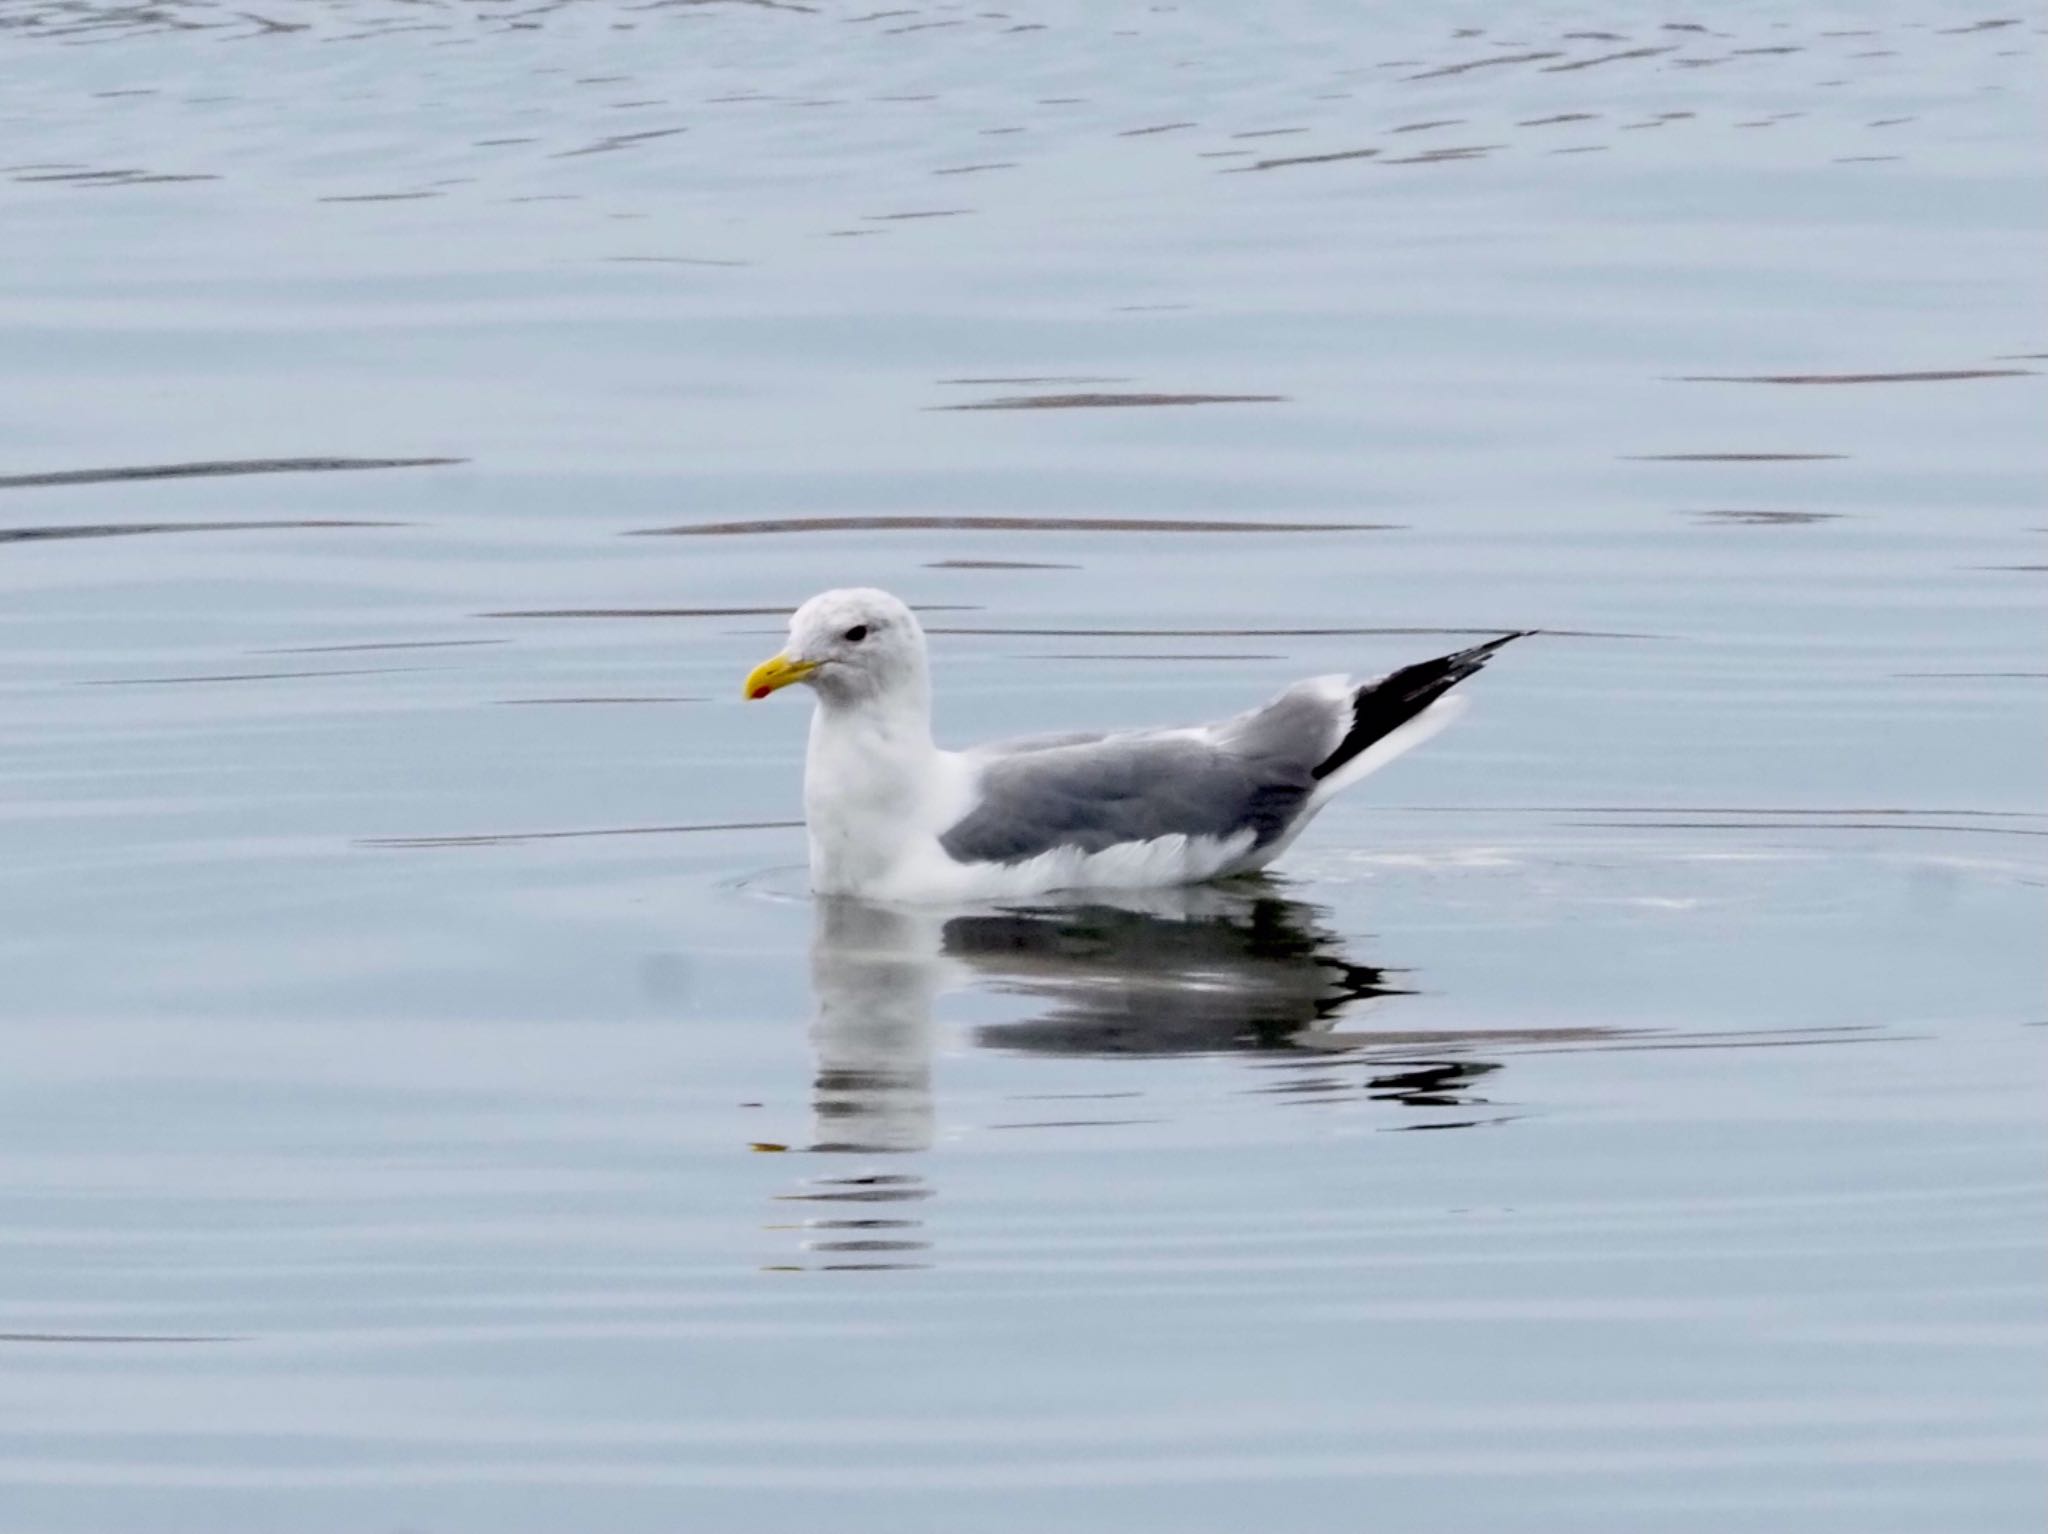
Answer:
1367, 1059, 1502, 1104
1322, 958, 1407, 1013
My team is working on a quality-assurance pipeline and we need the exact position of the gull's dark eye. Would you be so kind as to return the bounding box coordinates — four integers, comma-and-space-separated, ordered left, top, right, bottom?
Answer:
842, 624, 869, 643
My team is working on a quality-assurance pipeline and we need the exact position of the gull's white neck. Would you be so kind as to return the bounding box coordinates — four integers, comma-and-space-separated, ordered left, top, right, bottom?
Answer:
804, 681, 944, 894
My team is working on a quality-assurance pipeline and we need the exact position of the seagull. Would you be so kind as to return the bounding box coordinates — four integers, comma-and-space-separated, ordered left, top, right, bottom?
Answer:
745, 588, 1525, 902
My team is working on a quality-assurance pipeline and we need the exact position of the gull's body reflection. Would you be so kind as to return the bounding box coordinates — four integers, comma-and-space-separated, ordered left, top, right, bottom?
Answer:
779, 882, 1501, 1269
806, 896, 957, 1154
948, 884, 1398, 1057
771, 899, 952, 1271
802, 881, 1504, 1147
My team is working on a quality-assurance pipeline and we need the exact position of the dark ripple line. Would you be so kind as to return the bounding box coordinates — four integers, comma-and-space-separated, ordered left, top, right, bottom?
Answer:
937, 392, 1287, 410
929, 625, 1640, 639
494, 696, 700, 705
2, 519, 398, 544
630, 516, 1377, 536
551, 126, 688, 159
0, 1332, 233, 1345
1235, 147, 1379, 172
1405, 50, 1563, 80
1676, 370, 2035, 385
255, 639, 504, 655
1392, 804, 2044, 821
1524, 1035, 1906, 1056
1562, 820, 2048, 838
481, 603, 979, 618
1381, 146, 1503, 164
0, 457, 462, 490
360, 819, 803, 849
603, 254, 751, 267
1894, 671, 2047, 680
83, 667, 429, 687
1624, 452, 1846, 462
924, 559, 1079, 570
1542, 45, 1677, 71
12, 168, 145, 182
72, 173, 221, 188
1686, 509, 1841, 524
807, 1239, 929, 1253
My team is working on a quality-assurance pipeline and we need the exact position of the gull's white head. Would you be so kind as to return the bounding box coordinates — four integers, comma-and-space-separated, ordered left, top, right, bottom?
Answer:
744, 587, 928, 710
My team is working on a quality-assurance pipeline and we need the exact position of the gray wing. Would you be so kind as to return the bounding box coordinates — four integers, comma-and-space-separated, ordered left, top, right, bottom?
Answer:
940, 684, 1345, 865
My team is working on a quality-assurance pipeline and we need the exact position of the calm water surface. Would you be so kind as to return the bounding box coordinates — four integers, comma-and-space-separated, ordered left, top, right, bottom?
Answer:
1, 2, 2042, 1529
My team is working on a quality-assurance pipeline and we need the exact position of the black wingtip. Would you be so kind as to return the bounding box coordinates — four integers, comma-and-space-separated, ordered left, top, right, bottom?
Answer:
1309, 630, 1529, 783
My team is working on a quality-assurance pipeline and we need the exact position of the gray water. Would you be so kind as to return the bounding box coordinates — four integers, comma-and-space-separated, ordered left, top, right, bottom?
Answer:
1, 2, 2043, 1528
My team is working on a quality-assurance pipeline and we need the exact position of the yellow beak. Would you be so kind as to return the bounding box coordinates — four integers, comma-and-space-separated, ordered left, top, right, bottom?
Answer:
743, 653, 818, 700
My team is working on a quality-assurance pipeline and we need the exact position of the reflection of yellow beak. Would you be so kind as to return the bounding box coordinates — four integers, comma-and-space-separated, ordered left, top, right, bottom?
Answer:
743, 653, 818, 700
